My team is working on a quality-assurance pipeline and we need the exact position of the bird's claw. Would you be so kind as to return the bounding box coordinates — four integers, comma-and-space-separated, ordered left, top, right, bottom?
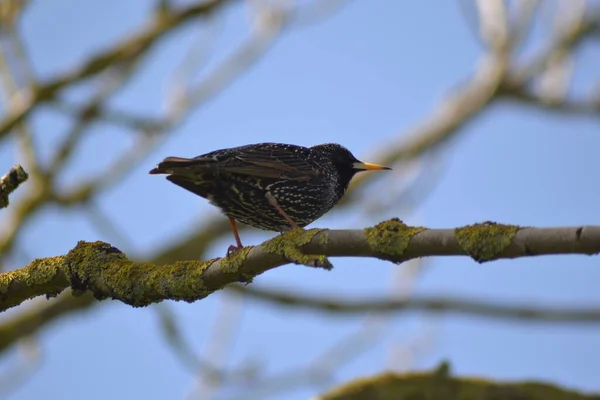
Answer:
227, 244, 241, 255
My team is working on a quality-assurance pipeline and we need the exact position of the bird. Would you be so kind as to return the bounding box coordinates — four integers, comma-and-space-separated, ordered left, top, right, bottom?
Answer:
149, 142, 391, 253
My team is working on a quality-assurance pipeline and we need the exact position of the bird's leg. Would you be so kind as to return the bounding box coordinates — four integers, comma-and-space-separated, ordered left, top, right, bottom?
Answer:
265, 192, 299, 230
227, 216, 243, 254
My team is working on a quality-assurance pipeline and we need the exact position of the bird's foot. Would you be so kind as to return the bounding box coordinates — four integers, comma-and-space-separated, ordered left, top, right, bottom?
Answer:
280, 224, 301, 233
227, 244, 242, 255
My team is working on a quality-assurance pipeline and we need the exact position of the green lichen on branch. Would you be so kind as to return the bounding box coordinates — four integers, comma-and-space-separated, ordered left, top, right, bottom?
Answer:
317, 229, 330, 247
320, 362, 599, 400
3, 223, 598, 313
220, 246, 253, 273
262, 228, 332, 270
455, 221, 520, 263
0, 255, 69, 310
0, 164, 29, 209
364, 218, 425, 262
219, 246, 255, 283
64, 241, 215, 307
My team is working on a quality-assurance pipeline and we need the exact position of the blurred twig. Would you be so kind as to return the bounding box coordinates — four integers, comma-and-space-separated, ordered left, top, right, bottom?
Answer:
0, 0, 30, 30
499, 85, 600, 117
344, 45, 510, 196
228, 284, 600, 323
155, 303, 219, 374
505, 5, 600, 86
0, 337, 41, 399
0, 0, 236, 138
185, 291, 244, 399
217, 314, 389, 400
47, 64, 141, 176
165, 0, 288, 127
0, 25, 42, 182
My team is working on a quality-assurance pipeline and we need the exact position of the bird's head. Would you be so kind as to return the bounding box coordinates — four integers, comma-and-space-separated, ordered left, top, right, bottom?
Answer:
310, 143, 391, 190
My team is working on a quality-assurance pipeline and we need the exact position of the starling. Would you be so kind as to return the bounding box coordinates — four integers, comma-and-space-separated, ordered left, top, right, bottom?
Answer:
149, 142, 391, 252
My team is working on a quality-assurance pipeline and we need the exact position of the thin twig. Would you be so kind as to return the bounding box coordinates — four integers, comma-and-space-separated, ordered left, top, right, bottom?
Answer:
230, 284, 600, 323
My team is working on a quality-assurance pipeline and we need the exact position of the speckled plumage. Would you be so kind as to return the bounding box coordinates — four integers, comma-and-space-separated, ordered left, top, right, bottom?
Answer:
149, 142, 390, 248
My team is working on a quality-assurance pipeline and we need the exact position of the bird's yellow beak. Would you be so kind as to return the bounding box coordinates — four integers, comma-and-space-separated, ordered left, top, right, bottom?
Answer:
353, 161, 392, 171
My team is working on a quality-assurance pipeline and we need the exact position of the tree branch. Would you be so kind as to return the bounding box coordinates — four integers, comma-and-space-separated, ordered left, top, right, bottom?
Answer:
1, 220, 598, 313
319, 362, 600, 400
498, 85, 600, 117
0, 165, 28, 209
0, 292, 95, 353
231, 284, 600, 324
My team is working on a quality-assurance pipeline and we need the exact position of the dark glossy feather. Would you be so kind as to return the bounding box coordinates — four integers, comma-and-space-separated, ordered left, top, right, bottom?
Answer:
151, 143, 320, 181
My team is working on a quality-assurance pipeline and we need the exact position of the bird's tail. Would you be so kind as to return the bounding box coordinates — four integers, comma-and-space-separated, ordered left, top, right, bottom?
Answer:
149, 157, 197, 174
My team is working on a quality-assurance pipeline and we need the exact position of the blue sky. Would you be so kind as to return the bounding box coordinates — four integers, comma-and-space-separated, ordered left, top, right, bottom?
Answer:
1, 1, 600, 399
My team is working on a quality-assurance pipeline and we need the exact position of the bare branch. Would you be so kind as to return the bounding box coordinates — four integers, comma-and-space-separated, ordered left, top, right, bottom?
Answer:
187, 292, 243, 398
48, 101, 167, 134
230, 284, 600, 324
499, 85, 600, 117
47, 64, 141, 176
0, 27, 41, 178
154, 303, 219, 374
166, 0, 288, 125
507, 7, 600, 86
0, 0, 236, 139
475, 0, 510, 50
0, 292, 95, 353
0, 337, 40, 399
346, 47, 510, 195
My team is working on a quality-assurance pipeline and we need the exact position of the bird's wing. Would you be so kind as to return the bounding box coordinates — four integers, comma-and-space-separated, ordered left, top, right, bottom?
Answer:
188, 144, 321, 181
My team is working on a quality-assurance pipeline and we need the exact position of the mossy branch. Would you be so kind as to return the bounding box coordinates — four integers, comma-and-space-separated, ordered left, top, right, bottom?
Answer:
319, 362, 600, 400
1, 219, 599, 313
0, 165, 28, 209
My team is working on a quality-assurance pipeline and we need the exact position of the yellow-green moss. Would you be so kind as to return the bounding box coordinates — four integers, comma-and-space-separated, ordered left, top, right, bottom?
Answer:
364, 218, 425, 262
0, 255, 68, 302
320, 361, 597, 400
455, 221, 519, 263
263, 228, 332, 270
100, 257, 215, 306
0, 259, 53, 292
317, 229, 329, 247
64, 241, 125, 296
140, 259, 214, 300
219, 246, 253, 274
27, 256, 68, 298
64, 241, 215, 307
